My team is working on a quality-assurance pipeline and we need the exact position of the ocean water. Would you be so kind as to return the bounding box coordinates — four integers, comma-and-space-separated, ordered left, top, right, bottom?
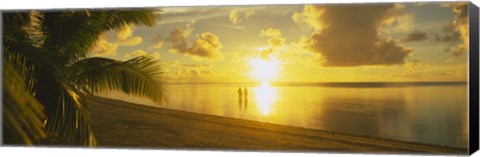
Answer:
162, 82, 468, 148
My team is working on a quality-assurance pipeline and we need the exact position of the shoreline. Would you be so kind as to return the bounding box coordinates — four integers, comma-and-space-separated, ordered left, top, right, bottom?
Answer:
88, 96, 467, 154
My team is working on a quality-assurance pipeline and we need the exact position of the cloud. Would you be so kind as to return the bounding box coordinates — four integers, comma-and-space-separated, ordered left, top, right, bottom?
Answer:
389, 14, 415, 32
117, 37, 143, 46
448, 2, 468, 56
217, 24, 246, 29
259, 48, 274, 60
259, 28, 286, 47
259, 28, 282, 37
163, 61, 214, 82
291, 6, 327, 30
415, 2, 428, 7
91, 25, 144, 56
394, 3, 406, 9
116, 25, 144, 46
164, 24, 223, 60
434, 2, 468, 56
187, 32, 223, 60
91, 34, 118, 56
165, 24, 193, 53
256, 28, 287, 60
149, 52, 161, 60
229, 9, 240, 24
433, 28, 462, 43
150, 42, 164, 49
293, 4, 412, 67
444, 58, 454, 63
123, 49, 161, 60
229, 8, 255, 25
164, 61, 253, 83
159, 6, 295, 26
117, 25, 134, 41
159, 7, 231, 25
379, 3, 415, 33
123, 50, 147, 59
268, 37, 286, 47
402, 30, 428, 42
388, 59, 429, 79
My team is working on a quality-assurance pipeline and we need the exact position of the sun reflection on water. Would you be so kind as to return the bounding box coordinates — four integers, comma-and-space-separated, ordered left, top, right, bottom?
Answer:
255, 82, 277, 116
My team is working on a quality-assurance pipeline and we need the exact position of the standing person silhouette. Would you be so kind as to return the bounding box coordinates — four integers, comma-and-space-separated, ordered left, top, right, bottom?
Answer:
237, 87, 243, 102
243, 87, 248, 110
243, 87, 248, 101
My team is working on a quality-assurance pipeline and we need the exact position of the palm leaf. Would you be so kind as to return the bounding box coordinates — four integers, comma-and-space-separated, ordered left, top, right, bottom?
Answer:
3, 12, 47, 145
40, 10, 157, 65
30, 63, 97, 146
33, 10, 158, 146
43, 82, 97, 146
3, 12, 42, 58
3, 10, 160, 146
3, 11, 98, 146
69, 55, 167, 105
3, 51, 46, 145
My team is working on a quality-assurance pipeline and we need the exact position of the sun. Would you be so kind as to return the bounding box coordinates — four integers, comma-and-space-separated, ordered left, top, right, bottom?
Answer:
249, 56, 282, 82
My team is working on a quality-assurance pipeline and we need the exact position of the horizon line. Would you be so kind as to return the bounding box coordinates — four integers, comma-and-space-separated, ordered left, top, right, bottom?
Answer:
165, 81, 468, 84
164, 81, 468, 88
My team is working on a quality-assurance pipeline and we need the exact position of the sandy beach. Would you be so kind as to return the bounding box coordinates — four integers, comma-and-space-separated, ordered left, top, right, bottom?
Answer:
88, 96, 467, 154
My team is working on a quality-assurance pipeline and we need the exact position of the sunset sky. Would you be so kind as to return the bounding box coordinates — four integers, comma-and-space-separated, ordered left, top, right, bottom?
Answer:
91, 2, 469, 83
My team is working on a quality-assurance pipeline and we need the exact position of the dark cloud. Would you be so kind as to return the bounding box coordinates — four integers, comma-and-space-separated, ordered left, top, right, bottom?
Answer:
438, 2, 468, 56
450, 2, 468, 56
452, 2, 468, 19
443, 47, 464, 57
433, 31, 462, 43
401, 30, 428, 42
294, 4, 412, 67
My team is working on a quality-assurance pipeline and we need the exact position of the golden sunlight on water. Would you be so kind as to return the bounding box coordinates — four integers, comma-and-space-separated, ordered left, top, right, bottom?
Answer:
160, 83, 467, 148
254, 82, 277, 116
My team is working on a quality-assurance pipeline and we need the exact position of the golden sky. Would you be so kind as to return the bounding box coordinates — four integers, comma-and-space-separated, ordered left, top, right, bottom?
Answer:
92, 2, 469, 83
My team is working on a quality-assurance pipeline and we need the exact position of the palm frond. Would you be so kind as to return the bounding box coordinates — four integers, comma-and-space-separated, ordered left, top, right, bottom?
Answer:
3, 51, 46, 145
30, 63, 97, 146
3, 12, 41, 57
69, 56, 167, 105
40, 10, 156, 65
107, 10, 156, 27
3, 10, 158, 147
42, 82, 97, 146
3, 12, 49, 145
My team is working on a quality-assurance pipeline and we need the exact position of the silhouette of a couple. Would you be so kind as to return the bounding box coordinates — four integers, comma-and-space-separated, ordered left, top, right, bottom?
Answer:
237, 87, 248, 111
237, 87, 248, 101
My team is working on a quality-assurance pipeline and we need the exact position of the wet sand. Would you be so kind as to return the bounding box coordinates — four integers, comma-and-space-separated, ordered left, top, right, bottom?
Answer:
88, 96, 467, 154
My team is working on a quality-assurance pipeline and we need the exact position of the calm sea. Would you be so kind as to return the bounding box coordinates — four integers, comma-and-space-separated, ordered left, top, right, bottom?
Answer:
105, 82, 469, 148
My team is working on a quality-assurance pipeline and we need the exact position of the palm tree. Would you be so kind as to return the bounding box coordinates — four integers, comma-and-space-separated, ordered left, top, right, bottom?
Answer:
3, 9, 167, 146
